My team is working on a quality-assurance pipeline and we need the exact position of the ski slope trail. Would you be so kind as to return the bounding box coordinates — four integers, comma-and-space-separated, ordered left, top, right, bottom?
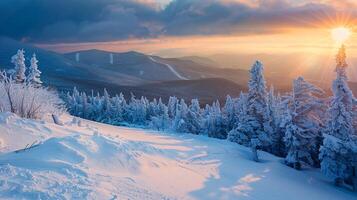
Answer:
148, 56, 189, 80
0, 113, 356, 200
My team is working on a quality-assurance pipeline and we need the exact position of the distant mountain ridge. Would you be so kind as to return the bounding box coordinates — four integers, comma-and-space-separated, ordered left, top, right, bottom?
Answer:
0, 38, 248, 103
0, 38, 355, 103
64, 49, 185, 83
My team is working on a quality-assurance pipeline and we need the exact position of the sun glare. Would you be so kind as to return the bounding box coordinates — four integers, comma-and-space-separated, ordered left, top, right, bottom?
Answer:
331, 27, 351, 43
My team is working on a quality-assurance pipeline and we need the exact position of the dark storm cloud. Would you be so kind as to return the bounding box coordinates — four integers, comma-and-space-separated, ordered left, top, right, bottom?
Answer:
0, 0, 160, 43
0, 0, 339, 43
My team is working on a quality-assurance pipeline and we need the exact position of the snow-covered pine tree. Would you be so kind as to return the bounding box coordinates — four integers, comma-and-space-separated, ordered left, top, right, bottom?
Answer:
28, 53, 42, 87
81, 92, 89, 119
11, 49, 26, 84
205, 100, 226, 139
157, 98, 166, 116
185, 99, 202, 135
320, 45, 357, 187
130, 96, 148, 125
228, 92, 250, 145
141, 96, 150, 122
66, 87, 81, 115
103, 89, 111, 113
236, 61, 272, 161
172, 99, 189, 133
201, 104, 211, 136
223, 95, 237, 132
96, 88, 113, 123
110, 94, 125, 124
90, 92, 103, 121
266, 86, 285, 156
150, 105, 170, 131
147, 98, 158, 118
168, 96, 178, 118
283, 77, 324, 169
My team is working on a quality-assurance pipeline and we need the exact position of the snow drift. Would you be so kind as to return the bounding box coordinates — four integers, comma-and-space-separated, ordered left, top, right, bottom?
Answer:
0, 113, 356, 199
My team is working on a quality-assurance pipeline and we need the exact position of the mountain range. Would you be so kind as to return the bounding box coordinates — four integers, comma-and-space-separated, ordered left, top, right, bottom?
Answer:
0, 37, 356, 104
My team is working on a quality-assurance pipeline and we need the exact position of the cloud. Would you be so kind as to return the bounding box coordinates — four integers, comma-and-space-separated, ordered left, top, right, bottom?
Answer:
161, 0, 335, 36
0, 0, 351, 43
0, 0, 161, 43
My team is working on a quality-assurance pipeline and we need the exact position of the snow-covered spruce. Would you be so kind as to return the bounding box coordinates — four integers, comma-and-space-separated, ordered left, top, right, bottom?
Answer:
27, 53, 42, 88
202, 100, 227, 139
11, 49, 26, 84
319, 45, 357, 188
282, 77, 325, 170
267, 87, 285, 157
227, 92, 249, 144
234, 61, 272, 161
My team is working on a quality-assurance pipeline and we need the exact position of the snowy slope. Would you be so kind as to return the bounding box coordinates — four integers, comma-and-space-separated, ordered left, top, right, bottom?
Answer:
148, 56, 189, 80
0, 112, 356, 200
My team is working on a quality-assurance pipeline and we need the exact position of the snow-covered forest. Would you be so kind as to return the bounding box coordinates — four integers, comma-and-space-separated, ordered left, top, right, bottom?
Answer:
0, 47, 356, 198
64, 46, 357, 190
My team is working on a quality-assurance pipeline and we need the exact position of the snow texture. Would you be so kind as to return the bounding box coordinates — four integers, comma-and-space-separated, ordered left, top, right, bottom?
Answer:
0, 113, 356, 200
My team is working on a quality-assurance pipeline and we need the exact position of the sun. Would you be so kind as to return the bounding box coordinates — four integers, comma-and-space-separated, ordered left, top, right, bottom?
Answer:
331, 27, 351, 43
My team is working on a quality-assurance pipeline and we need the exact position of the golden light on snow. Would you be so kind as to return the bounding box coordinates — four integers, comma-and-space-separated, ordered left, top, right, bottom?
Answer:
331, 27, 351, 43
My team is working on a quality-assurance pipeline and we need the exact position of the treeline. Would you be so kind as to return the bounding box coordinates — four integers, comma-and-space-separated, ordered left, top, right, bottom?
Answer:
65, 46, 357, 190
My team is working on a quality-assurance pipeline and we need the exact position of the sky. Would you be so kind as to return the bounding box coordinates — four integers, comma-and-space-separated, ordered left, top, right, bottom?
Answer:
2, 0, 357, 57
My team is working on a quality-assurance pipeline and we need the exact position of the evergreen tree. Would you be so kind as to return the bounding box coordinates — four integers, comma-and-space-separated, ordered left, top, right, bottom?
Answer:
228, 92, 250, 144
103, 89, 111, 112
236, 61, 272, 161
108, 94, 123, 124
168, 96, 178, 118
81, 92, 89, 119
157, 98, 166, 116
223, 95, 237, 132
28, 53, 42, 87
172, 99, 189, 133
206, 101, 226, 139
266, 87, 285, 156
147, 98, 158, 118
98, 88, 113, 123
283, 77, 324, 169
320, 45, 357, 186
150, 106, 170, 131
11, 49, 26, 84
186, 99, 202, 135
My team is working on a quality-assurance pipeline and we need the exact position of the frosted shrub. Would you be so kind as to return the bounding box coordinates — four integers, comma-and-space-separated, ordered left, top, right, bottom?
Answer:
0, 73, 64, 119
0, 49, 64, 119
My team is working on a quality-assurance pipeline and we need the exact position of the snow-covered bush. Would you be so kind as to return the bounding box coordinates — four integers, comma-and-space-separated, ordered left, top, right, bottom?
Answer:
0, 50, 64, 119
0, 72, 64, 119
